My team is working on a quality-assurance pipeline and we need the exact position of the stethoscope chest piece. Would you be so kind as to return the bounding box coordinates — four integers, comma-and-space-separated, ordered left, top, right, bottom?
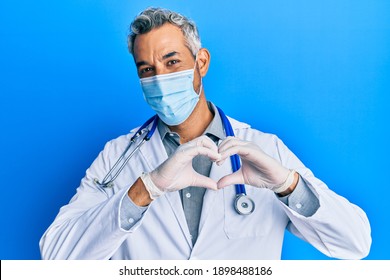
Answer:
234, 194, 255, 215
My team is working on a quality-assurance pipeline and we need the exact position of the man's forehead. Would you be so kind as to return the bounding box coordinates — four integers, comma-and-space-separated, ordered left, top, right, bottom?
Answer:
135, 24, 184, 44
133, 26, 192, 62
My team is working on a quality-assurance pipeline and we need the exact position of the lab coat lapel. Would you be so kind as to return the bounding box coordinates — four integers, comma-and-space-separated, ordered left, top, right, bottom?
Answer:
138, 128, 167, 171
138, 128, 192, 248
195, 118, 243, 248
198, 155, 232, 234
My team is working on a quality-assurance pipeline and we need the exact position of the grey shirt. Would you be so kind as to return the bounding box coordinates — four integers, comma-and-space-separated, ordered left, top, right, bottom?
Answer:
156, 103, 225, 244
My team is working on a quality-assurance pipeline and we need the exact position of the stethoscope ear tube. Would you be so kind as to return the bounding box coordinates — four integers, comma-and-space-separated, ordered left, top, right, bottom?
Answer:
95, 115, 158, 188
131, 115, 158, 142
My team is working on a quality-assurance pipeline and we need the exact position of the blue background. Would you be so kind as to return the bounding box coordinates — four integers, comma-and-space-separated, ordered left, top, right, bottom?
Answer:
0, 0, 389, 259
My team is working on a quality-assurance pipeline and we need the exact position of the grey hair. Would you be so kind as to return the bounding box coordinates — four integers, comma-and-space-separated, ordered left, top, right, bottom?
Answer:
128, 7, 201, 56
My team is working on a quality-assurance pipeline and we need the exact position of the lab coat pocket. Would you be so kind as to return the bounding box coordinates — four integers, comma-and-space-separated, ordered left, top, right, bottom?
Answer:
223, 186, 274, 239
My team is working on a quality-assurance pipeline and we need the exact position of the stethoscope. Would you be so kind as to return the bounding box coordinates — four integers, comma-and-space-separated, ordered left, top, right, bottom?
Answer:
94, 107, 255, 215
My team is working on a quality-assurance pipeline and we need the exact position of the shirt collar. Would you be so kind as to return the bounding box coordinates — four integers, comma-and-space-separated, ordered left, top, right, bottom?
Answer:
157, 101, 225, 142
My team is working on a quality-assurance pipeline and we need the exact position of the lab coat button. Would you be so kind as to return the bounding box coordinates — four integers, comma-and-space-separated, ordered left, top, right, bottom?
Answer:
295, 203, 302, 209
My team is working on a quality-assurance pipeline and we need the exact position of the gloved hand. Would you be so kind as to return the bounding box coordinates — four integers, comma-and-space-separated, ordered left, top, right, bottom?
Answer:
216, 137, 296, 193
141, 135, 221, 200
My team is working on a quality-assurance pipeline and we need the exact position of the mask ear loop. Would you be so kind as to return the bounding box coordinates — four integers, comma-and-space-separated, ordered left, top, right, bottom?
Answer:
193, 52, 203, 95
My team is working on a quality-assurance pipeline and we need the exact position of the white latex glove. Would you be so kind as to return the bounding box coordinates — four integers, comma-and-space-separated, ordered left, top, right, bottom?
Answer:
216, 137, 295, 193
141, 135, 221, 200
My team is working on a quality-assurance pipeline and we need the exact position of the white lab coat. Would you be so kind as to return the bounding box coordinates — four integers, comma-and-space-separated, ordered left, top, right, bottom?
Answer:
40, 117, 371, 260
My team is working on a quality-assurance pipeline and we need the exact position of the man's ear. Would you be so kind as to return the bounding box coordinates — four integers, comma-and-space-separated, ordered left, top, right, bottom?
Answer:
197, 48, 211, 77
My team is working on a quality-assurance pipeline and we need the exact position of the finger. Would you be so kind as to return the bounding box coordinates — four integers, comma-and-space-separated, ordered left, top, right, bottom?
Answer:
186, 135, 218, 152
195, 135, 219, 152
218, 144, 251, 164
217, 171, 245, 189
216, 158, 227, 166
183, 146, 222, 162
216, 137, 242, 165
217, 136, 242, 153
218, 137, 249, 157
182, 135, 221, 161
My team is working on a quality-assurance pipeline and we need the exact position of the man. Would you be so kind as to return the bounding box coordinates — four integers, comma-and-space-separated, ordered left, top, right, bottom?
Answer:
40, 7, 371, 259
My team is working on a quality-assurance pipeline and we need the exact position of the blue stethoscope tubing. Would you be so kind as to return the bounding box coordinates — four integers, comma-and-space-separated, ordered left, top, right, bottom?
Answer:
216, 107, 245, 195
94, 107, 255, 215
217, 107, 255, 215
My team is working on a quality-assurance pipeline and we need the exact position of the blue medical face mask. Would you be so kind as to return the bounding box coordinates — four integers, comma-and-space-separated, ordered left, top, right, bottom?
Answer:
140, 60, 202, 126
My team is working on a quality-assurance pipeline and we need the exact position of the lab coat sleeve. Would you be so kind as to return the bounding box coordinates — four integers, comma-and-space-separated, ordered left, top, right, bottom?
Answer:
278, 177, 320, 217
273, 136, 372, 259
120, 195, 148, 230
39, 139, 145, 260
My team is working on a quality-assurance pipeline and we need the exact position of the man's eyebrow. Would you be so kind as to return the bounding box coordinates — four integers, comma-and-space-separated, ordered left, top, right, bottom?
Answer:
135, 52, 179, 68
136, 61, 147, 69
162, 51, 179, 60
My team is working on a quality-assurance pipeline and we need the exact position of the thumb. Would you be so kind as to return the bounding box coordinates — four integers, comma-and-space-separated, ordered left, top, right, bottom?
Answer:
193, 174, 218, 190
217, 171, 245, 189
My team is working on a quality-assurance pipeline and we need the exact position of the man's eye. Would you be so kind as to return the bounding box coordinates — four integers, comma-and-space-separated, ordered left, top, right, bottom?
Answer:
167, 60, 179, 66
140, 67, 153, 74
